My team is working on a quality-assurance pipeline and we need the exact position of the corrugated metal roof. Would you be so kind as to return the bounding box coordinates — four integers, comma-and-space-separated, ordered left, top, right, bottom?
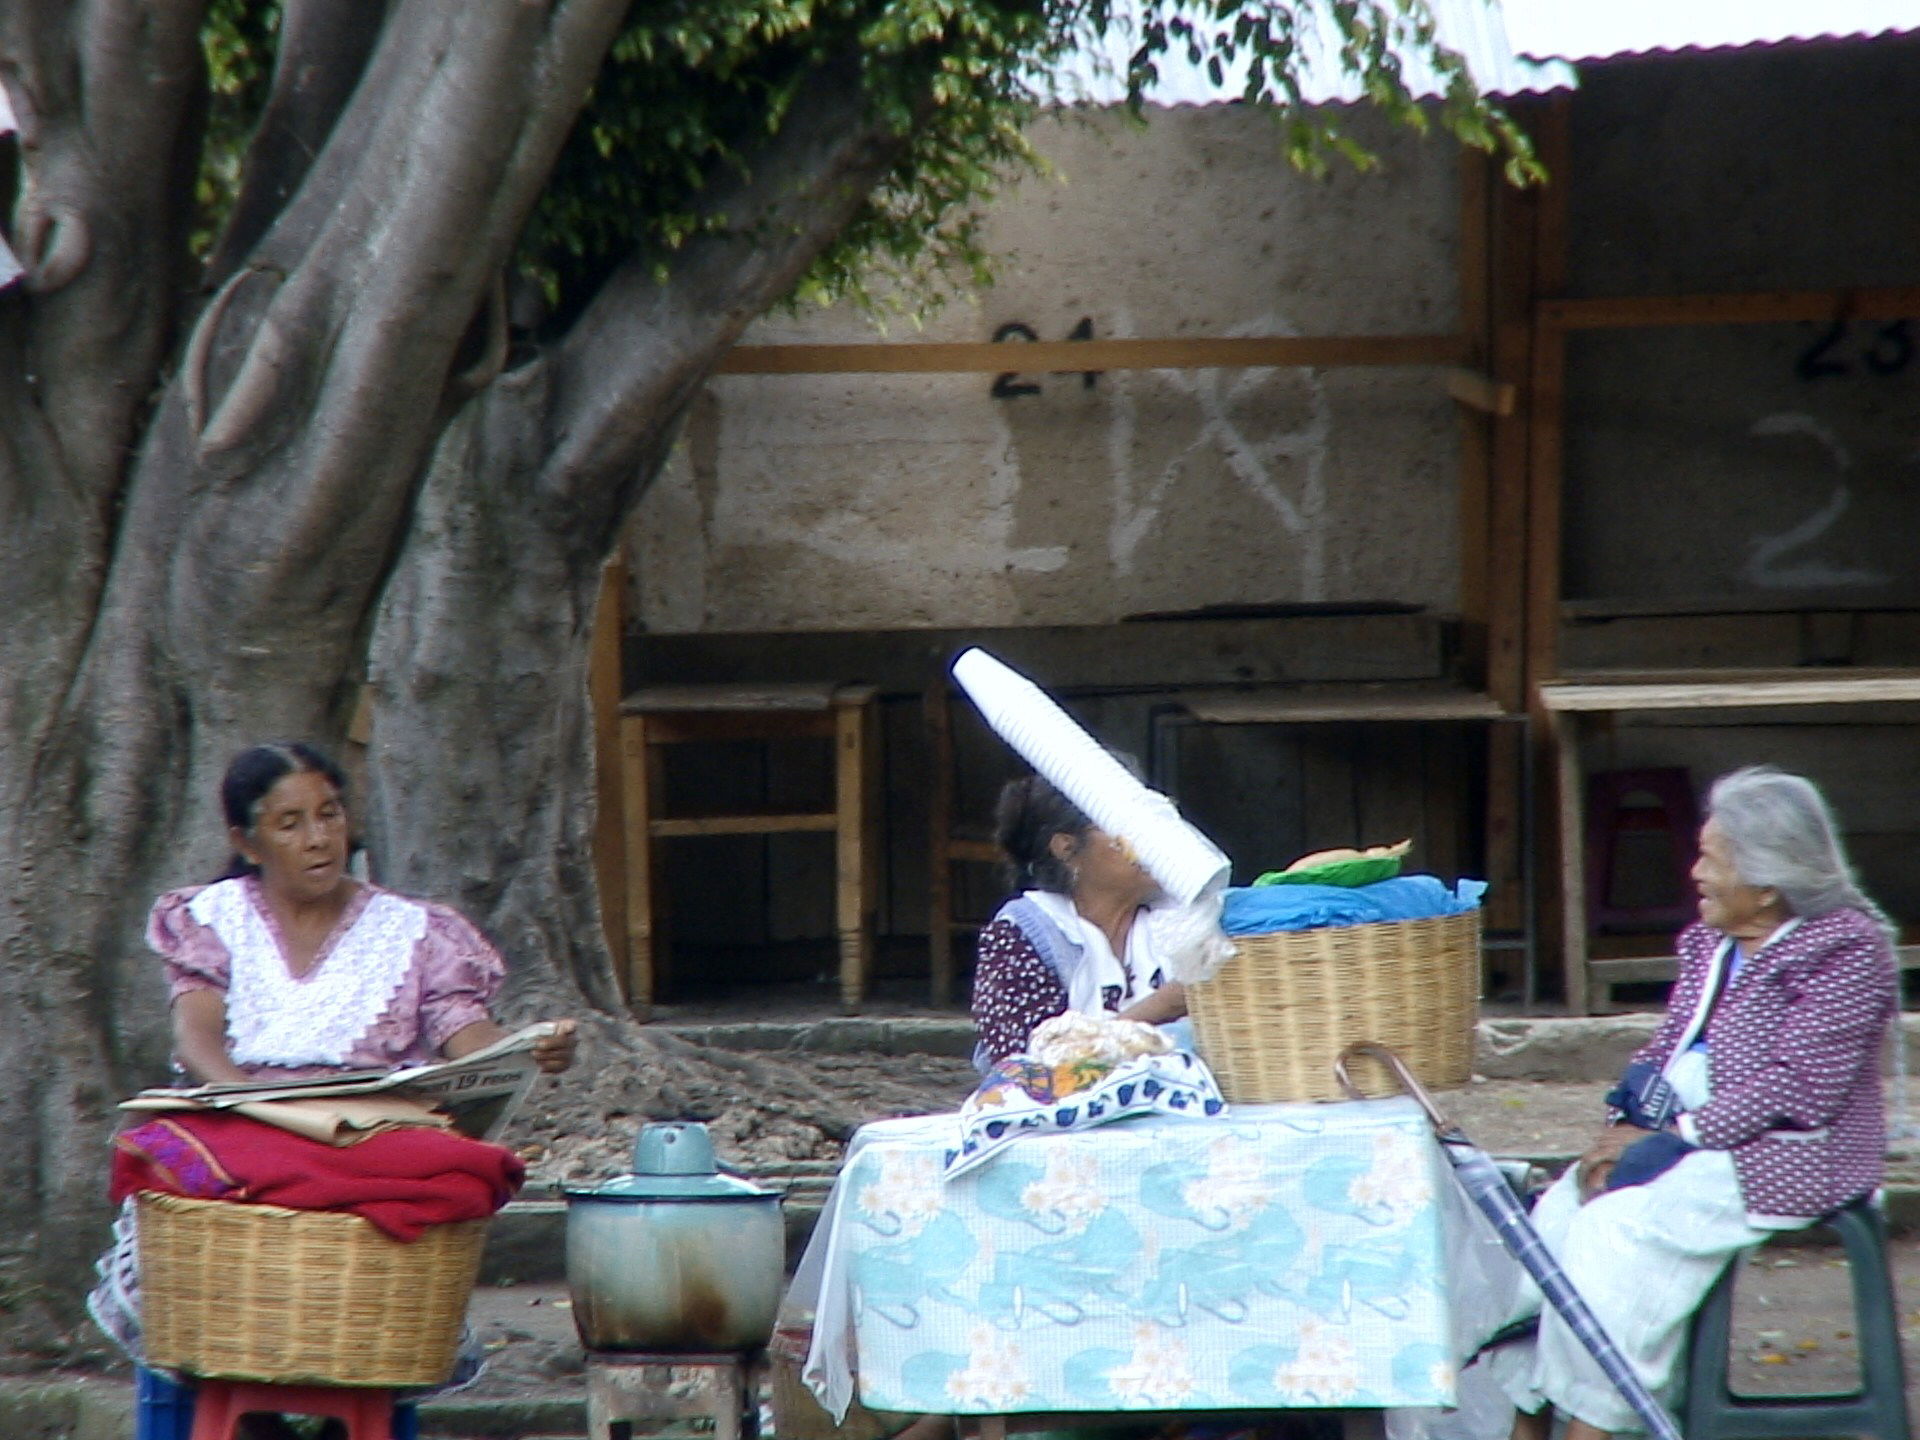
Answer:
1054, 0, 1575, 107
1502, 0, 1920, 62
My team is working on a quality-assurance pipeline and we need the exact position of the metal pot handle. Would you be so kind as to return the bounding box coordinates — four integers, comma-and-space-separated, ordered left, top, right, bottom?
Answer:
1333, 1041, 1456, 1133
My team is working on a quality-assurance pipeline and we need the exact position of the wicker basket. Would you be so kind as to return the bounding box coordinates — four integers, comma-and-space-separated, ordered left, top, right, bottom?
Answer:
1187, 909, 1480, 1102
137, 1192, 487, 1386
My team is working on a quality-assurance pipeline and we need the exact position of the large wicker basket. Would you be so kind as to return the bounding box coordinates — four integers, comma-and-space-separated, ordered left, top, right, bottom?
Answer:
1186, 910, 1480, 1102
137, 1192, 488, 1386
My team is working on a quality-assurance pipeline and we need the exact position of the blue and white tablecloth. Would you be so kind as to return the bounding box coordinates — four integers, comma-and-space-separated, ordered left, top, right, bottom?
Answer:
795, 1100, 1525, 1420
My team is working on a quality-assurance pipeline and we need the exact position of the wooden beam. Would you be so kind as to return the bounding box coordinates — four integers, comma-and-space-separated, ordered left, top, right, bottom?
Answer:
590, 560, 629, 982
619, 712, 656, 1018
1540, 671, 1920, 711
1526, 96, 1573, 1008
650, 813, 839, 837
1456, 146, 1495, 670
1445, 368, 1516, 416
717, 334, 1472, 375
1525, 94, 1571, 691
1481, 129, 1540, 952
1539, 285, 1920, 331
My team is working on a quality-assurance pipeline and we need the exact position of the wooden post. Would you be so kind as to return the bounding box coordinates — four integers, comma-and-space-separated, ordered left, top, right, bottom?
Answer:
1456, 145, 1494, 684
619, 711, 656, 1019
835, 692, 874, 1014
1482, 136, 1539, 956
926, 682, 955, 1006
1526, 95, 1574, 1007
590, 559, 629, 984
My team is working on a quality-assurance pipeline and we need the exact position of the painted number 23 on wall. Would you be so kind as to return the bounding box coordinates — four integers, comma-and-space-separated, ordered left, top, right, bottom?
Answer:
1795, 318, 1914, 380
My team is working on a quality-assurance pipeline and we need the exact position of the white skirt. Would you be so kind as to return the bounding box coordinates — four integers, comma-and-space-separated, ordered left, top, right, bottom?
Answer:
1485, 1148, 1795, 1433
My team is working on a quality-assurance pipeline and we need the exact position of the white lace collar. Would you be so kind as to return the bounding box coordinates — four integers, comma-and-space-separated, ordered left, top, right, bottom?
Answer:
188, 878, 427, 1067
1022, 889, 1157, 1013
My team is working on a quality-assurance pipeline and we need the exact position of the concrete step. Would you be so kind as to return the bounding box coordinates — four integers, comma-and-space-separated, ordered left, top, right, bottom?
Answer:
663, 1011, 1920, 1082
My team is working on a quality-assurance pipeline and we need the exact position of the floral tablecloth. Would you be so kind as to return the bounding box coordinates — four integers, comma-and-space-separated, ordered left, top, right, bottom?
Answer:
796, 1099, 1525, 1421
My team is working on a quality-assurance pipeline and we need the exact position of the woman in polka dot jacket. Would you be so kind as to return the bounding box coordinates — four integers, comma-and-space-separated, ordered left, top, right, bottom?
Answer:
969, 771, 1187, 1069
1494, 766, 1899, 1440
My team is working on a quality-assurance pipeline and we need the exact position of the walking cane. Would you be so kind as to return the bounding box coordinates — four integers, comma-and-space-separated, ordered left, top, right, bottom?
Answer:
1335, 1041, 1685, 1440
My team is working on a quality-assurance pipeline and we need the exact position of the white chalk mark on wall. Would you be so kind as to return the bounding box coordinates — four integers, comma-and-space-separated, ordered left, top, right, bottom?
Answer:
1745, 412, 1888, 590
1106, 313, 1332, 598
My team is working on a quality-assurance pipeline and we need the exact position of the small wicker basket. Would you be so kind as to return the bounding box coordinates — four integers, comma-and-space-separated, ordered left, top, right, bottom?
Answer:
1186, 909, 1480, 1102
137, 1192, 488, 1386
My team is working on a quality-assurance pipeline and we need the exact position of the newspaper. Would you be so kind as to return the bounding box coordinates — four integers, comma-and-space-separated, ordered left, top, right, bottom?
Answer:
120, 1022, 557, 1143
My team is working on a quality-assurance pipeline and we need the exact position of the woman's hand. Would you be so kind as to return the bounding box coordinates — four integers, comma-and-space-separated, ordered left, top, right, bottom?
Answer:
443, 1017, 579, 1074
532, 1019, 578, 1073
1119, 982, 1187, 1026
1575, 1124, 1650, 1202
172, 990, 255, 1085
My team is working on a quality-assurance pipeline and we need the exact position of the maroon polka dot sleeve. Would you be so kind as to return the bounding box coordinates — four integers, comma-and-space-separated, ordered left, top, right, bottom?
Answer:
971, 917, 1069, 1066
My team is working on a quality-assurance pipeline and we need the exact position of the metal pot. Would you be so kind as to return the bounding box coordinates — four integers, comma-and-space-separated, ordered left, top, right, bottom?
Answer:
564, 1122, 784, 1352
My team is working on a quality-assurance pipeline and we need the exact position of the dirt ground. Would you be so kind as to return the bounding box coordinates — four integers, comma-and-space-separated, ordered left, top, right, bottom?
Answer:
453, 1236, 1920, 1432
461, 1052, 1920, 1436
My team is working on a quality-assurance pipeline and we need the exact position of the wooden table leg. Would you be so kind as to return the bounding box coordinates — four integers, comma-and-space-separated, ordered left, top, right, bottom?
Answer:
619, 712, 656, 1020
836, 696, 872, 1014
1555, 710, 1590, 1014
926, 684, 955, 1007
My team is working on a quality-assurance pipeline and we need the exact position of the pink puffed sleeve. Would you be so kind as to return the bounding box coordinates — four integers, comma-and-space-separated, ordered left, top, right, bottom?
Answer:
415, 903, 508, 1051
148, 886, 233, 999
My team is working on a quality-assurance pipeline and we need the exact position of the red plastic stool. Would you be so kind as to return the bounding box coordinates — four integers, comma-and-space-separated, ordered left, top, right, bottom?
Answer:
188, 1380, 397, 1440
1587, 766, 1700, 933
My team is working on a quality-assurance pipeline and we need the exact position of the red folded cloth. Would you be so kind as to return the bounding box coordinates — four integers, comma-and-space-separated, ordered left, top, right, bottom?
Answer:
112, 1109, 524, 1241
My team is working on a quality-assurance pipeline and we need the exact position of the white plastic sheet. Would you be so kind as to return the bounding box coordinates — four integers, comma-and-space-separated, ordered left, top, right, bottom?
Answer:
950, 647, 1229, 905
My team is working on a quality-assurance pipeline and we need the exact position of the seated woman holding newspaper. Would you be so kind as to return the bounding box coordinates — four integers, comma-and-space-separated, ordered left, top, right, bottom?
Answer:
90, 741, 576, 1385
1492, 767, 1898, 1440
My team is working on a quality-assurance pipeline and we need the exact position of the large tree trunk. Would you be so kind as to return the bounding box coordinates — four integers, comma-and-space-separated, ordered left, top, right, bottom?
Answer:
0, 3, 919, 1344
0, 0, 632, 1337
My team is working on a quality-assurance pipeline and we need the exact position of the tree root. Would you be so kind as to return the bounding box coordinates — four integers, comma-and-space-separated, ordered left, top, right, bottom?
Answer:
505, 1010, 976, 1184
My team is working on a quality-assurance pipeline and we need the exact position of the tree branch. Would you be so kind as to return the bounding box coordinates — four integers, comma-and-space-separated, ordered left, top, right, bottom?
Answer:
203, 0, 389, 288
0, 0, 210, 511
540, 52, 913, 547
164, 0, 630, 591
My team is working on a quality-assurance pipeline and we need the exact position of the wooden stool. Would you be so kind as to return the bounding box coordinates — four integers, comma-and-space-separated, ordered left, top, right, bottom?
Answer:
587, 1351, 761, 1440
186, 1380, 398, 1440
619, 683, 878, 1015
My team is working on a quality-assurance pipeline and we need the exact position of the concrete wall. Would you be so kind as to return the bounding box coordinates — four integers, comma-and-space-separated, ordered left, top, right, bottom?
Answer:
1557, 40, 1920, 929
1562, 40, 1920, 607
622, 44, 1920, 991
632, 104, 1465, 632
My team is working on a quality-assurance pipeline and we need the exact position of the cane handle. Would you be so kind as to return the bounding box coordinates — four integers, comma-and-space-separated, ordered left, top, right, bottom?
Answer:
1333, 1041, 1456, 1132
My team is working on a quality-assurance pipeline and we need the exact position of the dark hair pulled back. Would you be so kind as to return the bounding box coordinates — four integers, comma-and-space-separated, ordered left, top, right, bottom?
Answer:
994, 774, 1092, 894
218, 742, 348, 880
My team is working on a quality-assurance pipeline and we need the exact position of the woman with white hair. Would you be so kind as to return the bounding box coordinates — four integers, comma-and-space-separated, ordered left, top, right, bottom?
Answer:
1496, 766, 1900, 1440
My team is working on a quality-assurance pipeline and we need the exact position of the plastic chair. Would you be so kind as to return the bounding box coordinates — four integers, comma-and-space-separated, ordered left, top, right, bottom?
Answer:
136, 1369, 196, 1440
138, 1369, 420, 1440
1586, 767, 1699, 933
1683, 1196, 1910, 1440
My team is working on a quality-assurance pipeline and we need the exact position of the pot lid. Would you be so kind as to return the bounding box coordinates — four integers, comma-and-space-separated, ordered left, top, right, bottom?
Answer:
565, 1121, 777, 1203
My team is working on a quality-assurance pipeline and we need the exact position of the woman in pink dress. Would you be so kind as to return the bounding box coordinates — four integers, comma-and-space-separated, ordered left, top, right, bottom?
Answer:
156, 741, 576, 1083
90, 741, 577, 1403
